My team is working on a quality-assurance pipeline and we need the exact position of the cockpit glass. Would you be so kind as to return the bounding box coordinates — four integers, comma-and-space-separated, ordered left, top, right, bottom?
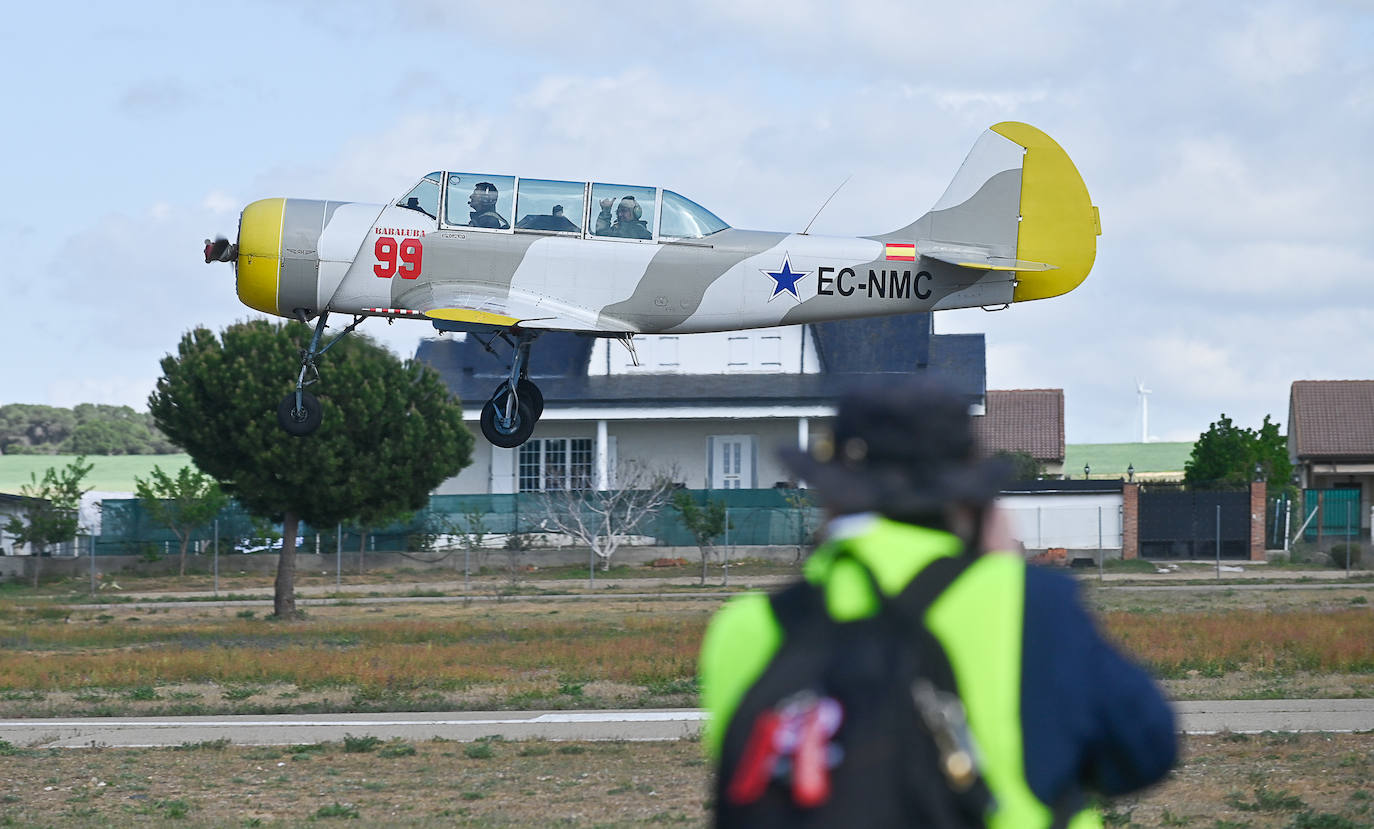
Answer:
660, 190, 729, 239
445, 172, 515, 230
396, 172, 441, 219
514, 179, 585, 233
591, 183, 657, 240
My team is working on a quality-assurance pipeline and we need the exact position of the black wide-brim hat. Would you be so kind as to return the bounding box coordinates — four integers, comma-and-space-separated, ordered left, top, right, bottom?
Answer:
780, 378, 1011, 519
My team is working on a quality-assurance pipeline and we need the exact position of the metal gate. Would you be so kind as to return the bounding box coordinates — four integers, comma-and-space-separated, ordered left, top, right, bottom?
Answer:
1138, 487, 1250, 559
1300, 488, 1362, 542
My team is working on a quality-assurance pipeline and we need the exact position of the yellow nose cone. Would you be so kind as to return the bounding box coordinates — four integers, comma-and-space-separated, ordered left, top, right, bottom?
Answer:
236, 198, 286, 316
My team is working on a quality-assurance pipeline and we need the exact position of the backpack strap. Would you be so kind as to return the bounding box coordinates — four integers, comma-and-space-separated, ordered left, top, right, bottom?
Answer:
771, 546, 976, 635
888, 553, 975, 624
767, 577, 828, 639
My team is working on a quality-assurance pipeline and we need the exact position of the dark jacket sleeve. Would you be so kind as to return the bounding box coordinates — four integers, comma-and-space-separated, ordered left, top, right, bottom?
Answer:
1020, 567, 1178, 804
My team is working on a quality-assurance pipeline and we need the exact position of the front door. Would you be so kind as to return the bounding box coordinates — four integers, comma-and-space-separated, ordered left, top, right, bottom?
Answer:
710, 435, 755, 490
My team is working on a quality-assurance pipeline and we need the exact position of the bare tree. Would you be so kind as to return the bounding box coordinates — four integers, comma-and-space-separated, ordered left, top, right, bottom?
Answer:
536, 464, 677, 571
782, 488, 823, 564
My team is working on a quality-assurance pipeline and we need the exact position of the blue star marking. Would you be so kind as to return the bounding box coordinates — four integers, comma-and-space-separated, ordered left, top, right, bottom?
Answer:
761, 255, 810, 301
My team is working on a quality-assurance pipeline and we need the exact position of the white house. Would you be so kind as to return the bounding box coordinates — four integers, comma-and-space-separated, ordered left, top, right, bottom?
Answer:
420, 313, 988, 495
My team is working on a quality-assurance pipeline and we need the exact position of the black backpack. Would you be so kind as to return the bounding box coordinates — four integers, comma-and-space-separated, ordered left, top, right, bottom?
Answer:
715, 551, 994, 828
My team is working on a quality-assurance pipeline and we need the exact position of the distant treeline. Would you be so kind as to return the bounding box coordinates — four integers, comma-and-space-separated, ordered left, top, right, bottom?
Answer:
0, 404, 177, 455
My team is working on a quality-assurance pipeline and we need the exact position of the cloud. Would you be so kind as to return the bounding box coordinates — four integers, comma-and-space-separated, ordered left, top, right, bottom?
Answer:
117, 78, 195, 118
1216, 6, 1327, 84
202, 191, 240, 214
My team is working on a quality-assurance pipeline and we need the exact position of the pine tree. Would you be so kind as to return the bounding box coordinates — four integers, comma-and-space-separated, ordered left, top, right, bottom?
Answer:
148, 321, 473, 617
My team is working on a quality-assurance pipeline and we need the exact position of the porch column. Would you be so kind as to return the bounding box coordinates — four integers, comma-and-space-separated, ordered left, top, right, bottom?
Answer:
797, 418, 810, 487
596, 419, 609, 491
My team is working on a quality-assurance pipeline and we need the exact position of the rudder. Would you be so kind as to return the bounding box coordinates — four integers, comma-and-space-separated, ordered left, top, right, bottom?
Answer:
991, 122, 1099, 302
882, 123, 1099, 303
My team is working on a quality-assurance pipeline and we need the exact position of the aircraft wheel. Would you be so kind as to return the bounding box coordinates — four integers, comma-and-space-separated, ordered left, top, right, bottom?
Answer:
490, 380, 544, 422
277, 390, 323, 437
480, 391, 537, 448
518, 379, 544, 421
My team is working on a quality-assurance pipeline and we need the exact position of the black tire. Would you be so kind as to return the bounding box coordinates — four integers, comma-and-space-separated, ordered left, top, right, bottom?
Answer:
518, 378, 544, 421
480, 391, 537, 448
277, 390, 323, 436
490, 379, 544, 422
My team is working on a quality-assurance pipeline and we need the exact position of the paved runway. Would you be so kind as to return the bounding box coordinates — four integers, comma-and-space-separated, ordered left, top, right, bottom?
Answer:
1, 700, 1369, 748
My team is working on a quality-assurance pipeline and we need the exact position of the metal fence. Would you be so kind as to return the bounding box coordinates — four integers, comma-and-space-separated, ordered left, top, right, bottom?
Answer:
87, 490, 827, 556
82, 489, 1145, 559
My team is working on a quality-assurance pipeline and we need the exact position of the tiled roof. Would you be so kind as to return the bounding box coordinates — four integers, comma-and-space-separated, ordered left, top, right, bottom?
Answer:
972, 389, 1065, 462
1288, 380, 1374, 459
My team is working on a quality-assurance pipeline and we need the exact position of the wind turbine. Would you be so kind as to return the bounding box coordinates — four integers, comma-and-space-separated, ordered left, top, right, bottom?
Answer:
1136, 380, 1152, 443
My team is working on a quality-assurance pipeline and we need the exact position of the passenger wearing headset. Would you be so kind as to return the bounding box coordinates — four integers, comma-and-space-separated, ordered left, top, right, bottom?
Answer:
596, 195, 651, 239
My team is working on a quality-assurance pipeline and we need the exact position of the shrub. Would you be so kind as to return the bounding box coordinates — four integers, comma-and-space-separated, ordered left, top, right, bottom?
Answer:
463, 742, 494, 759
378, 741, 416, 758
314, 802, 360, 819
342, 733, 381, 753
1328, 543, 1362, 569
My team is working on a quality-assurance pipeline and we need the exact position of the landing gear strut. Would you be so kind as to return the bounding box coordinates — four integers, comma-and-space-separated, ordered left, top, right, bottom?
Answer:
480, 331, 544, 448
277, 311, 365, 437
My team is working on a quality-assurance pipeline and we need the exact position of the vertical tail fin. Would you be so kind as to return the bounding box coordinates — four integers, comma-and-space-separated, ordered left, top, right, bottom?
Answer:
885, 123, 1100, 303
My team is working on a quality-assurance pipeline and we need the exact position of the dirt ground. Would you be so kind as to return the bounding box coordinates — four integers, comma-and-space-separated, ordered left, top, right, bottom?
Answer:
1, 733, 1370, 827
2, 575, 1370, 825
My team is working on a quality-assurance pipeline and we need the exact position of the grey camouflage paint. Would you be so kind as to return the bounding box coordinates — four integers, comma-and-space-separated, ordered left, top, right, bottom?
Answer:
249, 125, 1082, 337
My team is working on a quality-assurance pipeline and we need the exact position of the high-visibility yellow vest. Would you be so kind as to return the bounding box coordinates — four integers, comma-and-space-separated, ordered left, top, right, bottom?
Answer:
700, 516, 1102, 829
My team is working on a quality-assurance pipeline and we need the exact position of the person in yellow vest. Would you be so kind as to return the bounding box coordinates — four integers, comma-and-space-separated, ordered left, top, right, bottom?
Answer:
700, 379, 1176, 827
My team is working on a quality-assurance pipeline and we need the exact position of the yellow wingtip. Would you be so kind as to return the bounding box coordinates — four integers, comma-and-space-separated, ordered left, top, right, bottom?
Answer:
424, 308, 521, 327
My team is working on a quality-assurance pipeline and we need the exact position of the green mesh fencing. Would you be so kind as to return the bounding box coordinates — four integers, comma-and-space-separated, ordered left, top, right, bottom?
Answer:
92, 489, 826, 556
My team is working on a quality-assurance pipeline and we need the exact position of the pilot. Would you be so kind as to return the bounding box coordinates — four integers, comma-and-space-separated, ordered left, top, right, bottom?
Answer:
468, 182, 510, 229
549, 204, 579, 232
596, 196, 651, 239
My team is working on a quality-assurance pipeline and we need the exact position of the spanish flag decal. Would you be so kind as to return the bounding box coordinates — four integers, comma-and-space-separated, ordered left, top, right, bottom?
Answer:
885, 243, 916, 262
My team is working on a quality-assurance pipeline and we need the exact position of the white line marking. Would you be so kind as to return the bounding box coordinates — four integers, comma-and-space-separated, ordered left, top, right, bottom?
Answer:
0, 712, 708, 729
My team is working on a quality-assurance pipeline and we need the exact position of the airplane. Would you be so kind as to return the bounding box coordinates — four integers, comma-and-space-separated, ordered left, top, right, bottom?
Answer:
204, 121, 1099, 449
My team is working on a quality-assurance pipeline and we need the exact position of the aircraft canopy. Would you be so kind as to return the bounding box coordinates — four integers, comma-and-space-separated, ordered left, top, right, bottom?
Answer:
395, 172, 728, 240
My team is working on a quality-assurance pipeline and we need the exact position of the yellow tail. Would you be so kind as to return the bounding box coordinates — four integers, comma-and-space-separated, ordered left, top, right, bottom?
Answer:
989, 123, 1100, 302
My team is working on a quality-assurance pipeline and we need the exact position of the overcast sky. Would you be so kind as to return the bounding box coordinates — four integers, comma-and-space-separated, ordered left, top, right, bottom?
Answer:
2, 1, 1370, 444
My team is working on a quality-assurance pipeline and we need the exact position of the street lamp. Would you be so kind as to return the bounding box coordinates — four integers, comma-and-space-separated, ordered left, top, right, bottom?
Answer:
1127, 463, 1135, 483
1084, 463, 1091, 480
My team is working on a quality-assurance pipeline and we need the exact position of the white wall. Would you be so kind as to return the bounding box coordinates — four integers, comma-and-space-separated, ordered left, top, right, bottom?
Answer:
437, 416, 810, 494
998, 492, 1123, 550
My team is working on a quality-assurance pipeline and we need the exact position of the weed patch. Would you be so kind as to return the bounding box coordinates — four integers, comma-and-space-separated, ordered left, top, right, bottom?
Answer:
463, 742, 494, 760
341, 734, 381, 754
1224, 785, 1307, 812
313, 801, 359, 819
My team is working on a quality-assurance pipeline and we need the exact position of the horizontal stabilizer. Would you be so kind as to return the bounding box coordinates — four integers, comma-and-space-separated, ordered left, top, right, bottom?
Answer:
921, 245, 1056, 272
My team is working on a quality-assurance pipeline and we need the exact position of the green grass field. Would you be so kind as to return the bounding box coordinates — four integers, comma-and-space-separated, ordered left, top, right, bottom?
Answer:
1064, 442, 1193, 479
4, 445, 1194, 495
0, 454, 191, 493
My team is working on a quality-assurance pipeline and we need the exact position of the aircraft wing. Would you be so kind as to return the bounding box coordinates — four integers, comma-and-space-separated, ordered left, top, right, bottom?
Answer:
393, 283, 634, 333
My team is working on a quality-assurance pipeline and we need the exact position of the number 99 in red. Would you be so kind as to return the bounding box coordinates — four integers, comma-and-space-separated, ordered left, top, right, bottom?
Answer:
373, 236, 423, 279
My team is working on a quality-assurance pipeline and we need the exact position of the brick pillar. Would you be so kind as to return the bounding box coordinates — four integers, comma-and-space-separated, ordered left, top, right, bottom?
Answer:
1250, 480, 1267, 561
1122, 482, 1139, 560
